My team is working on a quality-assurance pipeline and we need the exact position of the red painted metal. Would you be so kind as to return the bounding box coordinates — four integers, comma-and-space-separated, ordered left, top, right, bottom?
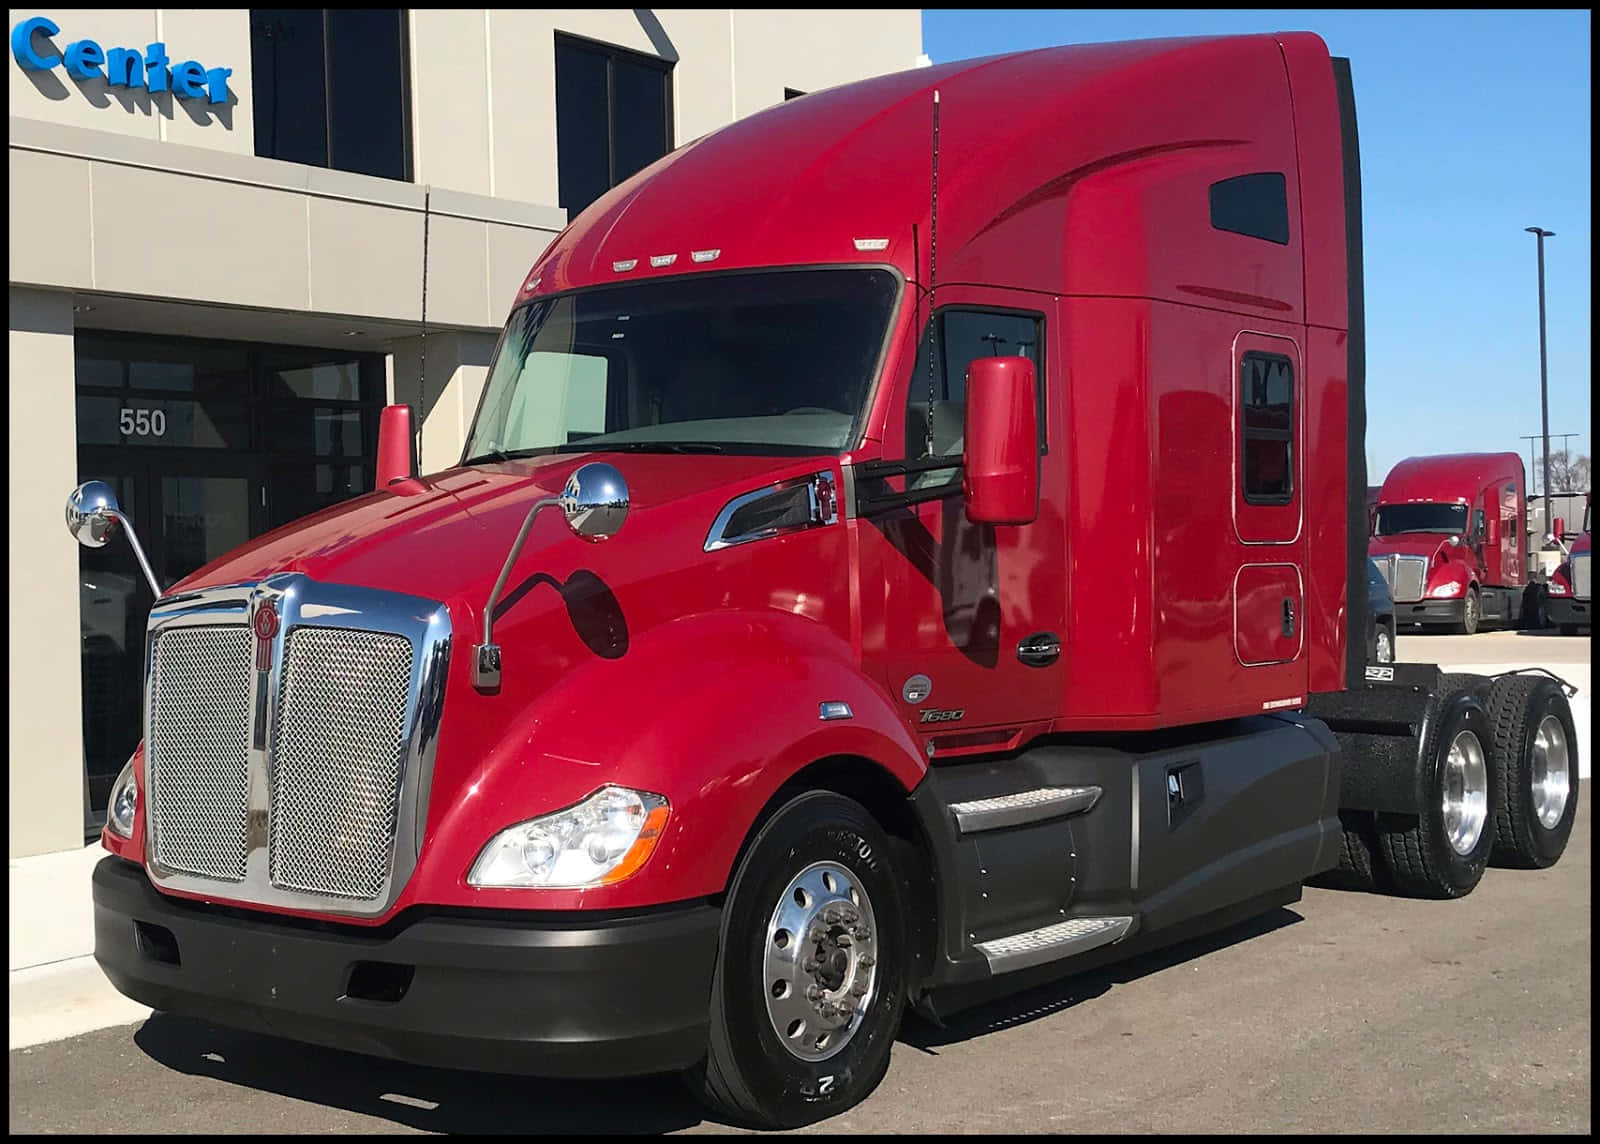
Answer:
375, 403, 417, 488
114, 31, 1357, 921
962, 357, 1039, 525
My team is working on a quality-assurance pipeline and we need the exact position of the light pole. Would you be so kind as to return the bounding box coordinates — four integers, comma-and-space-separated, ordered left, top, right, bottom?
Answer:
1525, 226, 1555, 515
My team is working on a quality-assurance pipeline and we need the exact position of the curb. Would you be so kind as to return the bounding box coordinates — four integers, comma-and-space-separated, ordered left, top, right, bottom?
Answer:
9, 956, 151, 1051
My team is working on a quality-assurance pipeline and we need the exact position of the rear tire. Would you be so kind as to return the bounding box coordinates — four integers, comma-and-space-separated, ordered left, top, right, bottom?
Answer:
1484, 675, 1580, 869
1376, 685, 1494, 899
688, 790, 907, 1129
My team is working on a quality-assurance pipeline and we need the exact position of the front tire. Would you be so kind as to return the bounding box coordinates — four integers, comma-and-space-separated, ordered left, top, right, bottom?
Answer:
1484, 675, 1580, 869
1457, 587, 1481, 635
689, 791, 907, 1129
1377, 686, 1494, 898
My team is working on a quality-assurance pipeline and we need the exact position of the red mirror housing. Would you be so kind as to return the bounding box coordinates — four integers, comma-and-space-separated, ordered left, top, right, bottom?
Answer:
377, 404, 418, 487
962, 356, 1038, 525
1484, 513, 1499, 545
1553, 516, 1566, 542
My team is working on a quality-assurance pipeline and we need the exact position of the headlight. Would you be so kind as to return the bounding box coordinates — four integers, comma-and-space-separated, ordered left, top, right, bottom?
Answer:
467, 785, 670, 889
1548, 580, 1569, 595
1429, 581, 1464, 598
107, 758, 138, 839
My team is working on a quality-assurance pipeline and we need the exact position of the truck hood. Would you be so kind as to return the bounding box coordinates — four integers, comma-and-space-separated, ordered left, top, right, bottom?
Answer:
1368, 534, 1461, 563
168, 451, 819, 603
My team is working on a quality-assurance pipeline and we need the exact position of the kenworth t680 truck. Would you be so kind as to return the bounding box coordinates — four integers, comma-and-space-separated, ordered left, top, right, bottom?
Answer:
1369, 452, 1538, 634
1546, 494, 1591, 634
74, 33, 1580, 1129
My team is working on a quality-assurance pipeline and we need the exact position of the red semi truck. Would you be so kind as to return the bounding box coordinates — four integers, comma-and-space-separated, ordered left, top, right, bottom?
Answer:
1546, 494, 1592, 634
1369, 452, 1539, 634
72, 34, 1581, 1128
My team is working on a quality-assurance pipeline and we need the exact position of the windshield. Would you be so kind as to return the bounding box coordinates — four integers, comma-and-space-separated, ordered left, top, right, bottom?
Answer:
1374, 502, 1468, 536
463, 268, 899, 461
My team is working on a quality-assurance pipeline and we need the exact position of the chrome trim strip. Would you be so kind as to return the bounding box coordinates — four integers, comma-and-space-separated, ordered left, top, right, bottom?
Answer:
142, 573, 452, 918
975, 915, 1135, 974
949, 785, 1101, 834
704, 471, 839, 552
1130, 764, 1140, 894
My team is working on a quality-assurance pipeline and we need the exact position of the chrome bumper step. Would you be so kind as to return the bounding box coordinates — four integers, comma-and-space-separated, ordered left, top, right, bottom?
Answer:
975, 914, 1135, 974
948, 785, 1102, 834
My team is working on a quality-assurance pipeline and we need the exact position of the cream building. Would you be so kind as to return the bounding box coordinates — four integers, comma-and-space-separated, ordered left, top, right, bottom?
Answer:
8, 8, 923, 857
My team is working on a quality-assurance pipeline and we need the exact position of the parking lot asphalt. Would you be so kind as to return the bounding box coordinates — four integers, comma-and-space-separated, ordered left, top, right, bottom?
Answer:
10, 778, 1590, 1135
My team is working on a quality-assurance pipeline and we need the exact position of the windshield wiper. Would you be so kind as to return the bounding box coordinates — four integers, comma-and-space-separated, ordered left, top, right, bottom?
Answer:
462, 446, 555, 465
553, 441, 726, 454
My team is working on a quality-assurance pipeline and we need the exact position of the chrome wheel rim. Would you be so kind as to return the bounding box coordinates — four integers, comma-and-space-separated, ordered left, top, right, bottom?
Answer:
1531, 715, 1571, 830
1465, 592, 1478, 630
1442, 729, 1489, 856
1375, 629, 1394, 664
763, 861, 879, 1062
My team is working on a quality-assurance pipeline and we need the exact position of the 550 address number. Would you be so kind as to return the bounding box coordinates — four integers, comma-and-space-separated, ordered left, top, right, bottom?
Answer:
119, 407, 167, 438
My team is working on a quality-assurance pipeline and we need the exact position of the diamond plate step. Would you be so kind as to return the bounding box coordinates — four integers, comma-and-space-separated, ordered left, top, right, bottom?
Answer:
948, 785, 1101, 834
974, 914, 1135, 974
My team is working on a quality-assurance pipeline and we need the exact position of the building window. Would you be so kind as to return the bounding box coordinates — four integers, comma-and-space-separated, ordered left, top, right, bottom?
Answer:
555, 33, 673, 217
903, 308, 1046, 492
1240, 351, 1294, 504
1209, 172, 1289, 245
784, 87, 807, 100
250, 9, 412, 182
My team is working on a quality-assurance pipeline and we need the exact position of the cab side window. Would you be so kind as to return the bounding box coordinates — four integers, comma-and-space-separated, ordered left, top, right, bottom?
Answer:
1240, 351, 1294, 505
904, 309, 1044, 491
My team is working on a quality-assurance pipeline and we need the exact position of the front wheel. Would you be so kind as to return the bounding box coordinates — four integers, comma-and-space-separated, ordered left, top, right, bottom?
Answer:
1456, 587, 1481, 635
688, 791, 907, 1129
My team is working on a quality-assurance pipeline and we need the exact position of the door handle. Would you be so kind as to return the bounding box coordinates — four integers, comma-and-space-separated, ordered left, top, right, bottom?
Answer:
1017, 632, 1061, 668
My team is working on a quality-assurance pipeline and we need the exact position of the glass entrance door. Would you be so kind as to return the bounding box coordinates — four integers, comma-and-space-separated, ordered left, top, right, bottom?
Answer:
76, 454, 264, 832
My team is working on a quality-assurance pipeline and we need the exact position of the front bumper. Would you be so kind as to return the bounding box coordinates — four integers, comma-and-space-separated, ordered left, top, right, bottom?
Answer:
1394, 599, 1465, 626
1546, 596, 1591, 628
92, 856, 720, 1078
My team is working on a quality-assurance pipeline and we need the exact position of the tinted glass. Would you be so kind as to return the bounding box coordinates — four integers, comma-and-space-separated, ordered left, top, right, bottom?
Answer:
1241, 352, 1293, 504
904, 309, 1045, 490
1374, 503, 1470, 535
611, 54, 669, 184
250, 9, 328, 168
555, 40, 611, 214
1210, 172, 1289, 245
466, 269, 898, 458
327, 9, 409, 180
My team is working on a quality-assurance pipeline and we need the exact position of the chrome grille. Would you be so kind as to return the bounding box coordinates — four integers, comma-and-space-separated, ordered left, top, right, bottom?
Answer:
1574, 553, 1591, 601
269, 627, 415, 900
1389, 555, 1428, 603
147, 627, 253, 881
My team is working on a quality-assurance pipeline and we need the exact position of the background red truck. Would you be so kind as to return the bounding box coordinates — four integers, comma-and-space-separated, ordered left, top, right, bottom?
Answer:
1368, 452, 1541, 634
1545, 493, 1592, 634
68, 32, 1581, 1129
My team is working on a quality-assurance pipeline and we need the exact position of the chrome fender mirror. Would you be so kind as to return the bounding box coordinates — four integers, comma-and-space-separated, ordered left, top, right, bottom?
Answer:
64, 482, 162, 596
474, 462, 631, 690
559, 461, 629, 542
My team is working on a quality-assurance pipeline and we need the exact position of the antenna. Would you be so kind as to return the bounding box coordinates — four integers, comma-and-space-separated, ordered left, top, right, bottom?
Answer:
417, 187, 431, 471
924, 88, 941, 461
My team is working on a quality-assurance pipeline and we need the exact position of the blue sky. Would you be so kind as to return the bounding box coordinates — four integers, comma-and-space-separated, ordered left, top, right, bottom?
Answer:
921, 10, 1592, 489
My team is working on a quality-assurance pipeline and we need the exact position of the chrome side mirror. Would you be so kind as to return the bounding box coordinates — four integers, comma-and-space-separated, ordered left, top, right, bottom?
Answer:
64, 482, 162, 597
474, 462, 631, 690
559, 461, 629, 542
66, 480, 122, 547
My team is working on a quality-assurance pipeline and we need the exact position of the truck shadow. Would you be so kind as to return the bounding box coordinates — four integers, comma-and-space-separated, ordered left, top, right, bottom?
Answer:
131, 1014, 703, 1134
129, 907, 1303, 1133
898, 906, 1303, 1051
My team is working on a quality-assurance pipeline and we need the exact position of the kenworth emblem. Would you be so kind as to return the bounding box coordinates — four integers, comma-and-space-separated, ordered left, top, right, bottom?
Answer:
252, 596, 279, 671
902, 674, 933, 704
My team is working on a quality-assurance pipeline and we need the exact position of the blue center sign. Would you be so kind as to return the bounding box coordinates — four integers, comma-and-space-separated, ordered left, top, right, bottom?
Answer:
11, 16, 231, 104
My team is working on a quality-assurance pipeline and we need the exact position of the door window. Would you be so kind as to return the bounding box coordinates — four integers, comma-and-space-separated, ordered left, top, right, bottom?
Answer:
902, 308, 1045, 492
